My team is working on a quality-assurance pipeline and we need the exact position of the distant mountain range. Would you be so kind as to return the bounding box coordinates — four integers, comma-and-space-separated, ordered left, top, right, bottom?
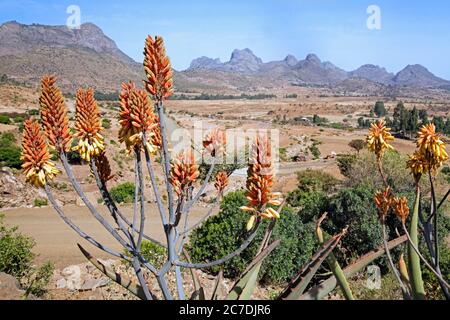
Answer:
0, 21, 143, 91
0, 21, 449, 93
188, 49, 450, 88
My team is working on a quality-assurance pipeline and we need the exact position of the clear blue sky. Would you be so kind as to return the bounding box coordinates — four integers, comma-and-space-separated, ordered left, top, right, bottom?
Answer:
1, 0, 449, 79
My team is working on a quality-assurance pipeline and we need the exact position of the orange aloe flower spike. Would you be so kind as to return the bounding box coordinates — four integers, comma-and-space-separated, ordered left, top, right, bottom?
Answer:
73, 88, 105, 162
39, 75, 72, 153
143, 35, 173, 101
21, 119, 59, 187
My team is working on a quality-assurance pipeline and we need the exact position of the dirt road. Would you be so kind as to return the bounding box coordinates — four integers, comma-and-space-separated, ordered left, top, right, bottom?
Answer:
2, 204, 209, 268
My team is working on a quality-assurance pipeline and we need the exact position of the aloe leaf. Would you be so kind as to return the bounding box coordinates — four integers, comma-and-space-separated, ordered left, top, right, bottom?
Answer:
77, 244, 149, 300
278, 230, 345, 300
211, 269, 224, 300
408, 187, 426, 299
316, 215, 354, 300
299, 235, 407, 300
225, 240, 280, 300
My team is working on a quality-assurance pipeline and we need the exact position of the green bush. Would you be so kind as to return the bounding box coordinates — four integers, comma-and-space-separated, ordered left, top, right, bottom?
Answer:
323, 186, 383, 260
33, 199, 48, 207
188, 191, 318, 284
139, 241, 166, 269
0, 132, 15, 143
0, 215, 53, 297
308, 143, 321, 160
102, 118, 112, 129
338, 151, 419, 194
110, 182, 135, 204
0, 133, 22, 169
0, 214, 35, 278
288, 189, 328, 223
295, 169, 339, 193
24, 261, 54, 297
336, 154, 358, 178
441, 165, 450, 183
0, 115, 10, 124
13, 116, 24, 123
27, 109, 39, 116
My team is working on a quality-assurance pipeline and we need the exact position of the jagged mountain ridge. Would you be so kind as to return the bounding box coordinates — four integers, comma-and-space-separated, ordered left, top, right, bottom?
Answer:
0, 21, 449, 93
187, 49, 450, 88
0, 21, 143, 92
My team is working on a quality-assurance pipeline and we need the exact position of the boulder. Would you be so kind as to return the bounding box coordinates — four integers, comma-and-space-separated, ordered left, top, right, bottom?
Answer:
0, 272, 24, 300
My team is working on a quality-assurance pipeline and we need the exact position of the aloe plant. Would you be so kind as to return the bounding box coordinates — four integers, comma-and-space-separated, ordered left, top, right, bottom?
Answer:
299, 235, 407, 300
21, 34, 449, 301
408, 186, 426, 299
315, 213, 354, 300
368, 120, 449, 300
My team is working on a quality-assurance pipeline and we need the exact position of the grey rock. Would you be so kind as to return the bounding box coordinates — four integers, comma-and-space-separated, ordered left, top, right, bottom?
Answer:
56, 278, 67, 289
80, 278, 110, 291
0, 272, 23, 300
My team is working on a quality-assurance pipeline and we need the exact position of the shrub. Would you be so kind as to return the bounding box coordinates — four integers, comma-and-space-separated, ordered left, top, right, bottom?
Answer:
295, 169, 339, 193
13, 116, 24, 123
441, 165, 450, 183
323, 185, 384, 260
0, 133, 22, 169
287, 189, 328, 223
312, 114, 328, 125
188, 191, 318, 284
340, 151, 419, 194
139, 241, 166, 270
102, 118, 112, 129
33, 199, 48, 207
0, 132, 15, 143
27, 109, 39, 116
110, 182, 135, 204
0, 115, 10, 124
309, 144, 321, 159
23, 261, 54, 297
0, 214, 36, 278
0, 215, 53, 297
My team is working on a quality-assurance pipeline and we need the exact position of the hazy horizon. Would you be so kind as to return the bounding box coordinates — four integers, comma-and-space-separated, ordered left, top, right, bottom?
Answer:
1, 0, 450, 79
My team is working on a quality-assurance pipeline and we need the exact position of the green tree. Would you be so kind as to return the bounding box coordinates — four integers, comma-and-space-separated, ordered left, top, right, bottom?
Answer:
349, 139, 366, 154
433, 116, 445, 133
419, 109, 429, 125
373, 101, 387, 117
408, 106, 419, 137
357, 117, 366, 128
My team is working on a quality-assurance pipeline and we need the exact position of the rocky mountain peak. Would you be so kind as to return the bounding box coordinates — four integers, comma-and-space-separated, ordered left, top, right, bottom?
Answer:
305, 53, 321, 64
0, 21, 124, 57
189, 56, 222, 70
284, 54, 298, 66
394, 64, 449, 87
230, 48, 263, 64
349, 64, 394, 84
